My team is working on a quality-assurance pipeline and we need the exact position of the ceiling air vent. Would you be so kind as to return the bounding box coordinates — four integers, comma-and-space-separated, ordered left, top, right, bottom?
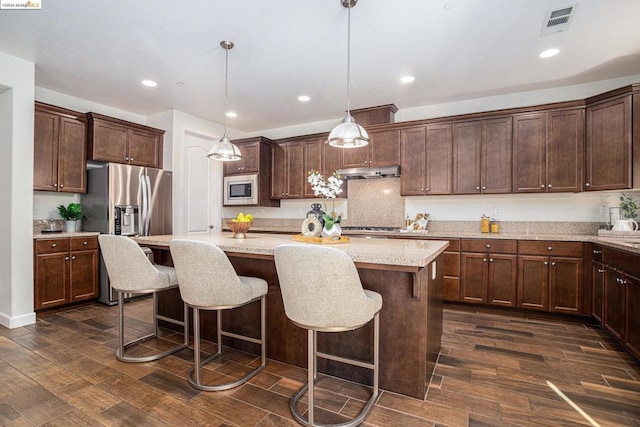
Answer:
540, 4, 577, 36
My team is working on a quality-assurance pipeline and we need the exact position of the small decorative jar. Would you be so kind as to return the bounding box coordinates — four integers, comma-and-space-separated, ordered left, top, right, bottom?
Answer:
491, 222, 499, 233
307, 203, 325, 228
480, 217, 490, 233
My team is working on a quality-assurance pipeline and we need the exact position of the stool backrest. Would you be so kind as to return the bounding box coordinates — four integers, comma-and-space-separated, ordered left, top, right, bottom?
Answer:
98, 235, 171, 292
170, 239, 251, 307
274, 244, 374, 329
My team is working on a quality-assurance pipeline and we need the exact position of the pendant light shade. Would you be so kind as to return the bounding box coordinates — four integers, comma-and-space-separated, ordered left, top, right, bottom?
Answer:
327, 0, 369, 148
207, 40, 242, 161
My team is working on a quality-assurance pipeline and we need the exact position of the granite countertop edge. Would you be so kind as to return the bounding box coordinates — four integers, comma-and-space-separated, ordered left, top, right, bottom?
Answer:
33, 231, 101, 239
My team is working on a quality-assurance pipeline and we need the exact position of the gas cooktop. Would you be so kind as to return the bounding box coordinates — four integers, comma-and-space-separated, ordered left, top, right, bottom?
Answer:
340, 226, 402, 233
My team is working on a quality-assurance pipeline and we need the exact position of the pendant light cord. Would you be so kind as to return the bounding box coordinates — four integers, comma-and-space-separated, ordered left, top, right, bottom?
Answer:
223, 43, 229, 135
346, 3, 351, 115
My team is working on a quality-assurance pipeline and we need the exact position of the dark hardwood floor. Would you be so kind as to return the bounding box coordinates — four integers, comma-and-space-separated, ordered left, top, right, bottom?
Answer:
1, 300, 638, 426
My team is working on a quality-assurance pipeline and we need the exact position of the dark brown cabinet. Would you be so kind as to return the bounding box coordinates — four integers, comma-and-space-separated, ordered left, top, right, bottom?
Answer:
513, 108, 584, 193
624, 274, 640, 360
585, 86, 640, 191
223, 141, 260, 175
34, 102, 87, 193
604, 267, 626, 341
400, 125, 452, 195
592, 261, 605, 323
517, 241, 583, 314
340, 129, 400, 168
87, 113, 164, 168
453, 117, 512, 194
34, 236, 99, 310
272, 141, 304, 199
302, 138, 324, 198
460, 239, 517, 306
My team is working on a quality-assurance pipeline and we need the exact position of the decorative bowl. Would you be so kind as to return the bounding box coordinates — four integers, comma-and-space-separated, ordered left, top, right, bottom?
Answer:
227, 221, 253, 239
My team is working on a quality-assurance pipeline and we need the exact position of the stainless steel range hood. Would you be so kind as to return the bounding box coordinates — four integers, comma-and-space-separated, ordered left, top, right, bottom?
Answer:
338, 165, 400, 179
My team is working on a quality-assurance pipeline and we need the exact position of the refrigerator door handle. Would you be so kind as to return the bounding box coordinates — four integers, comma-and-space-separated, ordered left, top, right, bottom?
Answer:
144, 174, 152, 236
140, 172, 149, 236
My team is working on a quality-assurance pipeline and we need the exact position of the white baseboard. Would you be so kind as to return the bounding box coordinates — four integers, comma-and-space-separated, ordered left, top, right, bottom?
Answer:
0, 311, 36, 329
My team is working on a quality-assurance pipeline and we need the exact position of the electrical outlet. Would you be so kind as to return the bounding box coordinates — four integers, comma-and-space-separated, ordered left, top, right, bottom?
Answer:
261, 207, 266, 214
599, 205, 608, 216
494, 207, 501, 217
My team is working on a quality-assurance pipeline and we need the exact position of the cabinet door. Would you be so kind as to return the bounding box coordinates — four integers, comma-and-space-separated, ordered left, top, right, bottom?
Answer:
482, 118, 512, 193
303, 139, 323, 198
90, 120, 128, 163
425, 123, 453, 194
340, 144, 369, 168
513, 113, 546, 193
488, 254, 517, 307
592, 262, 605, 323
585, 95, 632, 190
69, 250, 98, 301
369, 129, 400, 166
323, 142, 347, 198
286, 141, 305, 198
224, 142, 260, 175
33, 110, 59, 191
625, 275, 640, 360
442, 250, 461, 302
604, 268, 626, 341
517, 255, 548, 311
129, 129, 161, 168
400, 127, 426, 195
58, 117, 87, 193
452, 121, 481, 194
547, 109, 584, 193
35, 253, 69, 310
271, 144, 287, 199
549, 257, 582, 314
460, 253, 487, 303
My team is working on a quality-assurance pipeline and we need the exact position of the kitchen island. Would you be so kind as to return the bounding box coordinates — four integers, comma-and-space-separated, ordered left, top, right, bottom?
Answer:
135, 232, 448, 399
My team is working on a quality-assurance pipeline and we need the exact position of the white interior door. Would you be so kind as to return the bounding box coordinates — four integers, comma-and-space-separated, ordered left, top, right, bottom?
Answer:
183, 131, 222, 233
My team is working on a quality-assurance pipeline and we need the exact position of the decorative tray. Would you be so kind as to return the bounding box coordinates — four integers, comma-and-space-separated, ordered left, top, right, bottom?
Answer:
292, 235, 350, 244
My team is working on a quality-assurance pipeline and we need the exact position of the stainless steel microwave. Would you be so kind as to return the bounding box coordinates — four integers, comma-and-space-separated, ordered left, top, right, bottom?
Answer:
224, 174, 259, 205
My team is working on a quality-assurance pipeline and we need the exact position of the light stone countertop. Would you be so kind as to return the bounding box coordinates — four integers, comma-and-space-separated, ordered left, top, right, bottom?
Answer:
33, 231, 100, 239
134, 232, 449, 268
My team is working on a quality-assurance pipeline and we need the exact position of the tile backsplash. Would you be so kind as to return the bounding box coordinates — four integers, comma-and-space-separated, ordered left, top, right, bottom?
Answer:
345, 178, 405, 227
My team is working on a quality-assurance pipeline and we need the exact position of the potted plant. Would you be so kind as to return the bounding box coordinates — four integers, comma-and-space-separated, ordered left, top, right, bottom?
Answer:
58, 203, 84, 232
614, 193, 639, 232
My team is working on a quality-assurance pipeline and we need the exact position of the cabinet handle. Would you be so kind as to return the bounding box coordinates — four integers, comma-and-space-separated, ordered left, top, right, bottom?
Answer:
482, 186, 486, 190
486, 244, 491, 248
83, 241, 88, 245
548, 184, 552, 188
489, 258, 494, 262
425, 187, 430, 192
60, 184, 64, 188
420, 188, 424, 192
65, 256, 69, 261
544, 261, 549, 266
598, 269, 605, 273
51, 243, 57, 247
483, 258, 487, 262
551, 262, 556, 266
547, 246, 553, 251
585, 183, 590, 187
130, 157, 134, 161
125, 157, 129, 161
540, 184, 545, 188
593, 250, 602, 254
476, 186, 480, 190
71, 255, 76, 260
53, 183, 58, 187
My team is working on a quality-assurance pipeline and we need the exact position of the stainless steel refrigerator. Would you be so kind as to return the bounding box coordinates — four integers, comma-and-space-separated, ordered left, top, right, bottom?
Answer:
82, 163, 172, 304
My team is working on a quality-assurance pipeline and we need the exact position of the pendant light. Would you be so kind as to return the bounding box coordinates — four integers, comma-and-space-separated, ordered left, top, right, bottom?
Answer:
207, 40, 242, 161
327, 0, 369, 148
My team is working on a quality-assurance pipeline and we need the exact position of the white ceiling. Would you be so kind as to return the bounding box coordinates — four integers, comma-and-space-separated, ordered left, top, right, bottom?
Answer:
1, 0, 639, 132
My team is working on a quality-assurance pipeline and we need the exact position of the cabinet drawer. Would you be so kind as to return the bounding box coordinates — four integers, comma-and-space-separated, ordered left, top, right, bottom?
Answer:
519, 241, 583, 257
35, 238, 69, 254
70, 236, 98, 251
460, 239, 517, 254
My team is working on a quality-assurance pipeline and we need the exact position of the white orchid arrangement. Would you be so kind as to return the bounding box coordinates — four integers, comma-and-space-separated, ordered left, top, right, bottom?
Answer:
307, 169, 344, 227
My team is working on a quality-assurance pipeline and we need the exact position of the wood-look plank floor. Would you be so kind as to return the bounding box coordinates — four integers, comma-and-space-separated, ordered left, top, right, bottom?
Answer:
1, 300, 638, 426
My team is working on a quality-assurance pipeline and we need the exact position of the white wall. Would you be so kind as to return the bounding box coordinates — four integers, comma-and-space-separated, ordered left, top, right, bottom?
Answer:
0, 51, 36, 328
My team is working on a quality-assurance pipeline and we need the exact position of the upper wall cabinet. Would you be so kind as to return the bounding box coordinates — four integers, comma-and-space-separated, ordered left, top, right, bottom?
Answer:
223, 140, 260, 175
513, 107, 584, 193
34, 102, 88, 193
585, 85, 639, 191
87, 113, 164, 169
271, 140, 304, 199
452, 117, 512, 194
340, 129, 401, 169
400, 124, 453, 195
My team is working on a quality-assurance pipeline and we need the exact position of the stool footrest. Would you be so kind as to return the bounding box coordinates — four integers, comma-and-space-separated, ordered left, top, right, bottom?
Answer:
316, 351, 375, 370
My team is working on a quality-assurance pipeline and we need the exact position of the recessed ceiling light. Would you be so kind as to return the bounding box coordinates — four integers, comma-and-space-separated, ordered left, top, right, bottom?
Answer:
539, 48, 560, 58
400, 75, 415, 83
298, 95, 311, 102
443, 1, 457, 10
141, 79, 157, 87
226, 112, 237, 118
176, 81, 185, 87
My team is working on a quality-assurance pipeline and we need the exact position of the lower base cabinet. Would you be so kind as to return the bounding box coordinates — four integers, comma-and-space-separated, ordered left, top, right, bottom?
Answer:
625, 274, 640, 360
592, 261, 605, 323
34, 236, 99, 310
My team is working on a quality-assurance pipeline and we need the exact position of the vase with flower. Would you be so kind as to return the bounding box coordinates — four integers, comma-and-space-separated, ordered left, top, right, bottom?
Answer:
307, 169, 344, 237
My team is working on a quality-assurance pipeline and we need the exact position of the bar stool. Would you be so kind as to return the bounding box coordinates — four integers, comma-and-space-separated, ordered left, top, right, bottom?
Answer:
274, 244, 382, 427
170, 239, 267, 391
98, 235, 189, 363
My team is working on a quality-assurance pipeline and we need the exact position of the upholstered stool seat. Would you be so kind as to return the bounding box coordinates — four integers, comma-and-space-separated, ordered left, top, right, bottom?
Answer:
98, 235, 188, 363
170, 239, 267, 391
274, 244, 382, 427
